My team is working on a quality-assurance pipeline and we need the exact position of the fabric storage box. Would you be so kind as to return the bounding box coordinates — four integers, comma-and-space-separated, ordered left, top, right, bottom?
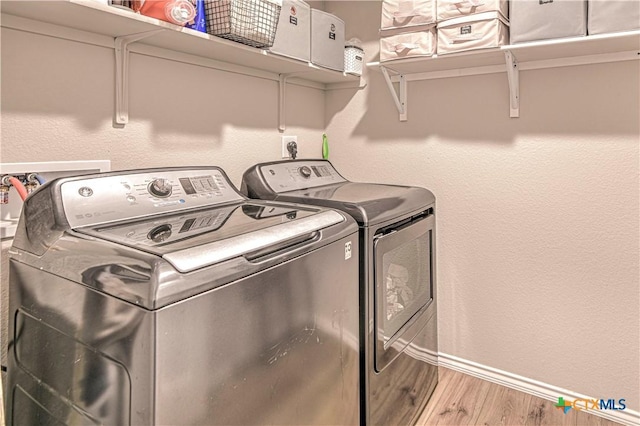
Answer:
437, 11, 508, 54
311, 9, 345, 71
437, 0, 508, 22
269, 0, 310, 61
381, 0, 436, 30
588, 0, 640, 35
380, 25, 436, 61
204, 0, 282, 48
509, 0, 587, 44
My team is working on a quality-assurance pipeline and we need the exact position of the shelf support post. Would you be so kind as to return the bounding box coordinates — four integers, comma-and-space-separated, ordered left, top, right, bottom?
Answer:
114, 30, 164, 126
278, 74, 289, 132
381, 66, 407, 122
504, 50, 520, 118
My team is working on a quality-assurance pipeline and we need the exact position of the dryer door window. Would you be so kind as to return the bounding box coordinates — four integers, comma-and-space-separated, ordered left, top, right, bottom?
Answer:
373, 213, 434, 372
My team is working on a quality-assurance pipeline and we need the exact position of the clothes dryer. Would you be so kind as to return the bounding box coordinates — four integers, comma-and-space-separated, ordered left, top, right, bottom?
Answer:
242, 159, 438, 426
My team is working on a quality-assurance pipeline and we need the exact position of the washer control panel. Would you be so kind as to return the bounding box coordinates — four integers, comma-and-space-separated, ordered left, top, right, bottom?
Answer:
259, 160, 346, 192
60, 168, 243, 228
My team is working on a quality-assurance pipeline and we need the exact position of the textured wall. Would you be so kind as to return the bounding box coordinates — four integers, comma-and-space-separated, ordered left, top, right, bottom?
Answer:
0, 27, 327, 184
325, 0, 640, 412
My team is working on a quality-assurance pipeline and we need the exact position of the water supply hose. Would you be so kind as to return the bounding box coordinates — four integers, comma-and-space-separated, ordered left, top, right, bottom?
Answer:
7, 177, 28, 201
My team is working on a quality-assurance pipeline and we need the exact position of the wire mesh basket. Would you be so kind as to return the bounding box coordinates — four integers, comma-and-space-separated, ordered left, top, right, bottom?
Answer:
204, 0, 281, 48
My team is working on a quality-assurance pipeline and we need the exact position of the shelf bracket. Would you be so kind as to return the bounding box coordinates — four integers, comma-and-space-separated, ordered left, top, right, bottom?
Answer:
504, 50, 520, 118
381, 66, 407, 122
278, 73, 290, 132
114, 30, 164, 126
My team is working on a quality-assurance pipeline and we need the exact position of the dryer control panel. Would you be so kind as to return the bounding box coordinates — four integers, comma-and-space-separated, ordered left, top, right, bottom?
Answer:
259, 160, 346, 193
60, 168, 243, 228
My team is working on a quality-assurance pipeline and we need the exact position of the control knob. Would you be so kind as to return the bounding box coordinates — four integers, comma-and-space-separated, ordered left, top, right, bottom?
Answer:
147, 224, 172, 243
299, 166, 312, 179
148, 178, 172, 198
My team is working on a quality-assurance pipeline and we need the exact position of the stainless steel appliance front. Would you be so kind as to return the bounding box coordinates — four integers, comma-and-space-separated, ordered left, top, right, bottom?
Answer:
241, 160, 438, 426
6, 167, 360, 425
365, 211, 437, 426
373, 213, 434, 373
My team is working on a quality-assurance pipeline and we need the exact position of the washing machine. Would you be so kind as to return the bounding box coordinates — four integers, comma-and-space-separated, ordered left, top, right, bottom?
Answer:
242, 159, 438, 425
5, 166, 360, 425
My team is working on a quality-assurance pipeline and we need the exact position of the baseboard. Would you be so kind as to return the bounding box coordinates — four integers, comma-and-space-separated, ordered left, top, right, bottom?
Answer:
438, 353, 640, 426
404, 343, 439, 366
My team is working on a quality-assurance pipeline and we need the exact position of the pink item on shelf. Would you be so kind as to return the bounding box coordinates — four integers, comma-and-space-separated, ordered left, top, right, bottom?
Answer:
132, 0, 196, 26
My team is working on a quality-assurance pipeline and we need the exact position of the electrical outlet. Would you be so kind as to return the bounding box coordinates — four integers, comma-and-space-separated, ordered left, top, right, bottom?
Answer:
281, 135, 298, 158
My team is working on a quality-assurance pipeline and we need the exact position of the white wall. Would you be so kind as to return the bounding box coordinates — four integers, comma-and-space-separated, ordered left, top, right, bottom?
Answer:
325, 1, 639, 412
0, 27, 326, 183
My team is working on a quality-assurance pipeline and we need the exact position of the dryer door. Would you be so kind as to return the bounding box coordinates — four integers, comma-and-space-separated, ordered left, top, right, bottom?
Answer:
373, 212, 434, 372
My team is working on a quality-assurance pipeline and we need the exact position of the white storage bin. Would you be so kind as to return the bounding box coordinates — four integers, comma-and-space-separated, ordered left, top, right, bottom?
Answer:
344, 43, 364, 76
588, 0, 640, 35
381, 0, 437, 30
269, 0, 311, 61
311, 9, 345, 71
509, 0, 587, 44
437, 0, 508, 22
437, 11, 508, 54
380, 25, 437, 61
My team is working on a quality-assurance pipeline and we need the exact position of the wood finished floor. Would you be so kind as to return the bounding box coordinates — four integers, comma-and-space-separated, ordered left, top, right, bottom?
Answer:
416, 368, 622, 426
0, 367, 624, 426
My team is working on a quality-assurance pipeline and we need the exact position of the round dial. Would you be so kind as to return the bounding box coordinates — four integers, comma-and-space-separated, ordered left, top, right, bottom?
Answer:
299, 166, 312, 179
147, 224, 172, 243
148, 178, 173, 198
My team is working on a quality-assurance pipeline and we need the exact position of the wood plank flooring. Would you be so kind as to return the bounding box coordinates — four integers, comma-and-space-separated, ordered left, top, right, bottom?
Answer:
0, 366, 623, 426
416, 368, 622, 426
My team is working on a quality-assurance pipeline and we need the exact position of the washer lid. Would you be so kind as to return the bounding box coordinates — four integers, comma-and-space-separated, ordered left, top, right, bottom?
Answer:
77, 202, 344, 272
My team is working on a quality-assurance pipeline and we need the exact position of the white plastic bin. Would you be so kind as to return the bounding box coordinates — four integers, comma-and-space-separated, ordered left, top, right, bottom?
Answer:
344, 40, 365, 75
437, 11, 508, 54
437, 0, 508, 22
381, 0, 437, 30
588, 0, 640, 35
509, 0, 587, 44
311, 9, 345, 71
380, 25, 437, 61
269, 0, 311, 61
